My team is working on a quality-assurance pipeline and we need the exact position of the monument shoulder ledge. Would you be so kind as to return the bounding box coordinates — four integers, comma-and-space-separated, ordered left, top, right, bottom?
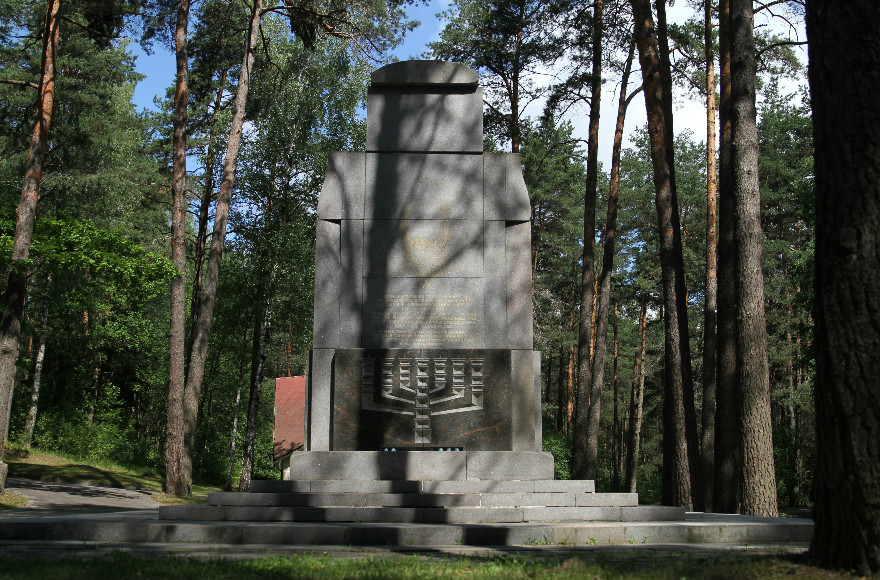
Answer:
371, 60, 478, 87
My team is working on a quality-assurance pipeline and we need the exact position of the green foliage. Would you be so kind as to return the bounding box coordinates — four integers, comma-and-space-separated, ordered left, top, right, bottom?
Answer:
542, 424, 573, 480
175, 9, 381, 484
30, 403, 161, 469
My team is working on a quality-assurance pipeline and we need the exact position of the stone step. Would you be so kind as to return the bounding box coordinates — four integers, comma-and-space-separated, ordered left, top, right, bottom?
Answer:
0, 515, 813, 547
248, 479, 596, 494
285, 451, 556, 481
205, 491, 636, 508
158, 504, 683, 524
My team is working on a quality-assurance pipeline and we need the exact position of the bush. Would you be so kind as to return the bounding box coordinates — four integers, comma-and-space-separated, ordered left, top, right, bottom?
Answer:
542, 425, 573, 480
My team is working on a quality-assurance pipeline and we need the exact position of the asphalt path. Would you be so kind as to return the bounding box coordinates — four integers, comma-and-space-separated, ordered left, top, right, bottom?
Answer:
3, 477, 160, 518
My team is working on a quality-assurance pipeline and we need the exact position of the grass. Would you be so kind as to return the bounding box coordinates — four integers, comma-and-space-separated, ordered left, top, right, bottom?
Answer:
0, 552, 864, 580
0, 490, 27, 510
2, 444, 218, 504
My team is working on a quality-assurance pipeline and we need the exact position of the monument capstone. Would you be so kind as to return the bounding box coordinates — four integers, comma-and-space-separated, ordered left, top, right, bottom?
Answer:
299, 60, 553, 480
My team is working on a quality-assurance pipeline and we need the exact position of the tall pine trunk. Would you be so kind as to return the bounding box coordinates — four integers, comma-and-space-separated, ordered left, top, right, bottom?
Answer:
165, 0, 190, 497
183, 0, 263, 486
22, 273, 50, 451
0, 0, 60, 472
714, 0, 739, 514
808, 2, 880, 573
625, 296, 648, 493
189, 70, 228, 337
239, 298, 272, 492
224, 332, 249, 491
585, 26, 634, 481
700, 0, 718, 513
572, 0, 603, 481
630, 0, 697, 509
730, 0, 777, 517
611, 304, 620, 491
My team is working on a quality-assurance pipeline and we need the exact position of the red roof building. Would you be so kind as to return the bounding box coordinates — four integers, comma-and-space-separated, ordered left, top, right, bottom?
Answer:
274, 376, 306, 478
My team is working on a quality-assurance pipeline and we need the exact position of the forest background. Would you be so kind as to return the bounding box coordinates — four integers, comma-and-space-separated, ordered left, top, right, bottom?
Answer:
0, 0, 812, 513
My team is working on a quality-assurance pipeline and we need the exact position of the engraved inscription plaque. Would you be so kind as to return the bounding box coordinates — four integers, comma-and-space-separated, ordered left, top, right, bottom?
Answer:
362, 278, 484, 348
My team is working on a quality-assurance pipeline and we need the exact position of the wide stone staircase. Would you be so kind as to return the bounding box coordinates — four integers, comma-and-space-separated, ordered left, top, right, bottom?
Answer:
158, 479, 685, 525
144, 452, 810, 547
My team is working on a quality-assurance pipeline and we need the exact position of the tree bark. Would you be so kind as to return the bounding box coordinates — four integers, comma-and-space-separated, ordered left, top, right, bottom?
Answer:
87, 355, 102, 426
0, 0, 60, 468
807, 1, 880, 574
730, 0, 777, 518
183, 0, 263, 488
630, 0, 697, 510
714, 0, 739, 515
22, 273, 50, 451
658, 0, 702, 511
585, 24, 633, 482
566, 278, 577, 433
700, 0, 718, 514
224, 345, 247, 492
165, 0, 190, 497
556, 345, 565, 432
572, 0, 602, 481
611, 304, 620, 491
625, 296, 648, 493
189, 70, 227, 337
239, 298, 271, 492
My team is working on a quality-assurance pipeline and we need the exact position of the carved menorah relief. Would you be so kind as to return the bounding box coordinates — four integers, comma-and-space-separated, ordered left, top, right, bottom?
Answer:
361, 355, 484, 445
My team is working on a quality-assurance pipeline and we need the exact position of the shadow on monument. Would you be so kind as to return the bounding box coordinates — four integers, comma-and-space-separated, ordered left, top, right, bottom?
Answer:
355, 63, 481, 481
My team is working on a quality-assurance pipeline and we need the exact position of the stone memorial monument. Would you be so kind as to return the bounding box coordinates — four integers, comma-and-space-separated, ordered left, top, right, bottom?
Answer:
159, 62, 686, 531
296, 59, 553, 480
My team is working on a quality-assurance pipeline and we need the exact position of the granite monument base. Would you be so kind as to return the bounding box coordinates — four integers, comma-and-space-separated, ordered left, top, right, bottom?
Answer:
306, 348, 543, 454
286, 450, 555, 481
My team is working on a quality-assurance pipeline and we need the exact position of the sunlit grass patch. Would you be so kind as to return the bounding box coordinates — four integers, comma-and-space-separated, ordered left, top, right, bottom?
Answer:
3, 444, 220, 497
0, 490, 27, 510
0, 552, 863, 580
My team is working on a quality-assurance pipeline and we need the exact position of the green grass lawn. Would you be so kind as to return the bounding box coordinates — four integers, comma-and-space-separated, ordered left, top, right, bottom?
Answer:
2, 444, 219, 504
0, 552, 862, 580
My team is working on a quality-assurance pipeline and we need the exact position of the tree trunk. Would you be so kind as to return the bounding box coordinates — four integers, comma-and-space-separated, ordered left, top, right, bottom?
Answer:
566, 278, 577, 434
87, 355, 102, 426
22, 274, 50, 451
572, 0, 603, 481
714, 0, 739, 515
183, 0, 263, 488
224, 345, 247, 492
700, 0, 718, 514
189, 70, 227, 335
0, 0, 60, 468
630, 0, 697, 510
585, 26, 634, 481
556, 345, 565, 432
611, 304, 620, 491
165, 0, 190, 497
239, 298, 272, 492
625, 296, 648, 493
730, 0, 777, 518
808, 1, 880, 574
658, 0, 702, 511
